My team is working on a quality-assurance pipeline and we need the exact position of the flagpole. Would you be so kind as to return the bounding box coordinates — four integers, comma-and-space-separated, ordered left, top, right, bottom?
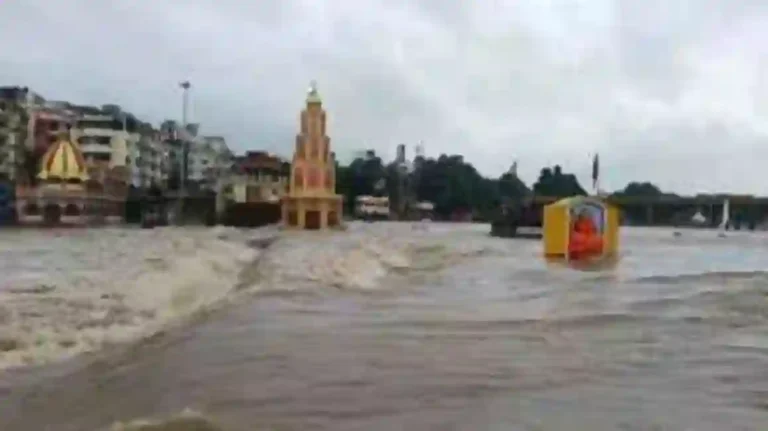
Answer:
594, 177, 600, 196
591, 153, 600, 197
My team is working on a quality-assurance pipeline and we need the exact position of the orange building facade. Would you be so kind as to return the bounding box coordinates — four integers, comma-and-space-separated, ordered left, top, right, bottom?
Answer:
281, 83, 343, 230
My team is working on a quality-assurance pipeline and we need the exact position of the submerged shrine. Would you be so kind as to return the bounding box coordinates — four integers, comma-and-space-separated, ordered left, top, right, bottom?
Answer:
15, 133, 90, 225
16, 132, 126, 225
281, 82, 343, 230
542, 196, 619, 261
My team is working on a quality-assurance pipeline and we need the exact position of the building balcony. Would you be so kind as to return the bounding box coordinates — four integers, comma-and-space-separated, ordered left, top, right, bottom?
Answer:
76, 128, 120, 138
80, 143, 112, 155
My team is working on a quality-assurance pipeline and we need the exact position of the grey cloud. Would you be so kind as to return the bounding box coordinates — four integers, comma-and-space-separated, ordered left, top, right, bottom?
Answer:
1, 0, 768, 194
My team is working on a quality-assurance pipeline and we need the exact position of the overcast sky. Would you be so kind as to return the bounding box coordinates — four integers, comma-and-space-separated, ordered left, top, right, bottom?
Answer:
2, 0, 768, 194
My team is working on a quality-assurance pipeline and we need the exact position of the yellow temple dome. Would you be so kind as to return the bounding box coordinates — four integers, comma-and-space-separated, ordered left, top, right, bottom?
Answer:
37, 135, 89, 182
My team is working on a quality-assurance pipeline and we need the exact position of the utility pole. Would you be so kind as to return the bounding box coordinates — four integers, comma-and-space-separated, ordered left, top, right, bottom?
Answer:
177, 80, 191, 223
412, 142, 424, 212
396, 144, 407, 219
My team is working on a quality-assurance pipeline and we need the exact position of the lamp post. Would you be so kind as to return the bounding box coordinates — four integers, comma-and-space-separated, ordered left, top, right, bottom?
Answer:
177, 81, 191, 223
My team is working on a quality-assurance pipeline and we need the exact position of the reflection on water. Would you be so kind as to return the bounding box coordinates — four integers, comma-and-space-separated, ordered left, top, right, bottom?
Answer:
0, 224, 766, 430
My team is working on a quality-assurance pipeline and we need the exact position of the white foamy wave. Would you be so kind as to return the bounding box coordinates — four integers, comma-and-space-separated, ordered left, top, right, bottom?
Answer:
0, 226, 272, 372
255, 233, 410, 290
109, 408, 225, 431
249, 222, 501, 291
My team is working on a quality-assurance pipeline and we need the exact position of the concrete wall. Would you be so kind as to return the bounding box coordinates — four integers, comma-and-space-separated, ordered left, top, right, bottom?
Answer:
221, 202, 281, 227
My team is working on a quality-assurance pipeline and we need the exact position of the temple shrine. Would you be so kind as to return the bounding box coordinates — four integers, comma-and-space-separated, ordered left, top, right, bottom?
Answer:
15, 132, 125, 225
281, 82, 343, 230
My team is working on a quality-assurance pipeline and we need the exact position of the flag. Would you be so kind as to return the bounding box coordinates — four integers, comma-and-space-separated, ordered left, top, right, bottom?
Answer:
591, 153, 599, 191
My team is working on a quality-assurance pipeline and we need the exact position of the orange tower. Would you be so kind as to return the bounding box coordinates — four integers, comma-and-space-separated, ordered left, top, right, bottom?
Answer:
281, 82, 343, 229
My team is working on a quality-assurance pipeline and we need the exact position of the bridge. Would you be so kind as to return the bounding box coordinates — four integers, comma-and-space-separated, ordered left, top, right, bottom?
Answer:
531, 195, 768, 205
529, 195, 768, 227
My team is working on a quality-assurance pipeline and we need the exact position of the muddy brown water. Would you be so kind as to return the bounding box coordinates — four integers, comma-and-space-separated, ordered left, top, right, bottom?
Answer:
0, 224, 766, 430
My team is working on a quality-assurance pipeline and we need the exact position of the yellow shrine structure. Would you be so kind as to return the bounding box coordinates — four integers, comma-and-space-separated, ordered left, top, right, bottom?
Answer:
281, 82, 343, 230
542, 196, 620, 260
16, 132, 125, 225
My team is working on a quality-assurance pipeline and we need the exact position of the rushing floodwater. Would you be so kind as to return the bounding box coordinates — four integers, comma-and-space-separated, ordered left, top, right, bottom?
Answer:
0, 223, 766, 430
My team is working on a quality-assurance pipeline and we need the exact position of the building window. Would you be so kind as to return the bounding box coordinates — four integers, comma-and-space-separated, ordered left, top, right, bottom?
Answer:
64, 204, 80, 216
25, 203, 40, 215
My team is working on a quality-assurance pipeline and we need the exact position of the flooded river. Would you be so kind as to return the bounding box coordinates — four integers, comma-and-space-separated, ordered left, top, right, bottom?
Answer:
0, 223, 766, 430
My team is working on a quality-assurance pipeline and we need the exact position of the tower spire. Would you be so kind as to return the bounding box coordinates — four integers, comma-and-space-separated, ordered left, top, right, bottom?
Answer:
283, 83, 342, 229
306, 80, 322, 104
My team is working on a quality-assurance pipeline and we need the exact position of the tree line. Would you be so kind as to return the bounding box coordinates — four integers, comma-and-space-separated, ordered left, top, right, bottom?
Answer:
333, 150, 670, 221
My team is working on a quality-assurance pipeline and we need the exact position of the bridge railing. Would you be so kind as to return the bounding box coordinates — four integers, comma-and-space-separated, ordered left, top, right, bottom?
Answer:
531, 195, 768, 205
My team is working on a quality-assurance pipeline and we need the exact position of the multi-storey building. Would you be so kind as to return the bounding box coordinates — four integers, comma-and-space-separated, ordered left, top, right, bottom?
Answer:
128, 125, 168, 189
0, 96, 22, 181
30, 106, 76, 154
70, 104, 139, 185
0, 89, 193, 197
188, 136, 232, 190
0, 88, 76, 185
229, 151, 289, 203
161, 121, 194, 192
161, 120, 232, 192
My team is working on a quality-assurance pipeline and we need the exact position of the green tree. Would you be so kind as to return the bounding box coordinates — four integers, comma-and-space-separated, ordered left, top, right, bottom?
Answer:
532, 165, 586, 198
612, 181, 663, 197
334, 152, 606, 221
335, 150, 386, 214
610, 181, 682, 226
498, 171, 530, 201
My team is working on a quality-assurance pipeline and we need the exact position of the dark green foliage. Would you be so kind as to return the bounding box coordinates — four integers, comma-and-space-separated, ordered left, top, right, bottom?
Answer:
335, 151, 540, 220
531, 165, 586, 198
333, 151, 675, 224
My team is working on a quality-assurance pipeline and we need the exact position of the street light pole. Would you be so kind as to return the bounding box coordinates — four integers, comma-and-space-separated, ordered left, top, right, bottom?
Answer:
179, 81, 190, 194
178, 81, 191, 223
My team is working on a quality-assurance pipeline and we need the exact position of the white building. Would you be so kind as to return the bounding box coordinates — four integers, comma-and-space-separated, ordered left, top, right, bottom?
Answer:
170, 122, 232, 191
71, 106, 137, 184
128, 129, 169, 189
188, 136, 232, 188
72, 106, 171, 189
